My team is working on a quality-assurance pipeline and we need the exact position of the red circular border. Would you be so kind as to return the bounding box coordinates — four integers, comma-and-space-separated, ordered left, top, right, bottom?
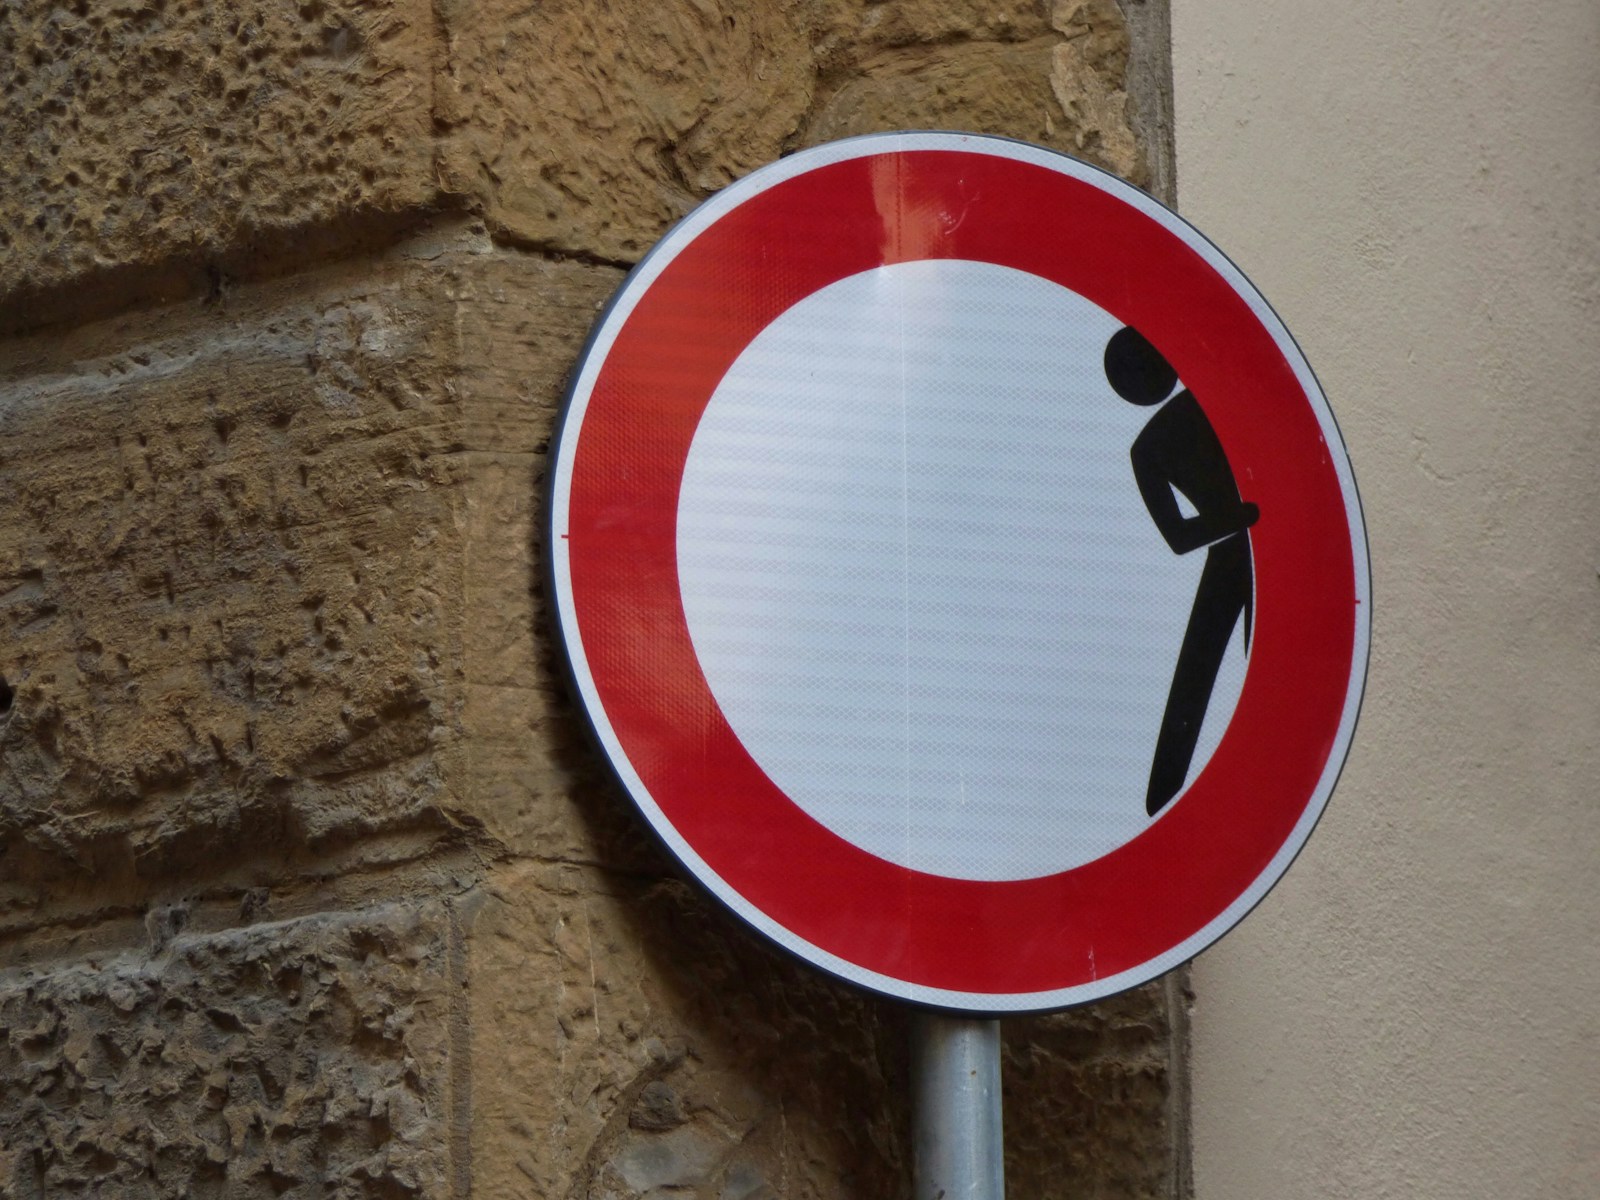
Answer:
562, 148, 1358, 996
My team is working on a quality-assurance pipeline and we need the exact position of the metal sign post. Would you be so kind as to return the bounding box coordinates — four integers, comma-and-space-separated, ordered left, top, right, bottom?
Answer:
912, 1014, 1004, 1200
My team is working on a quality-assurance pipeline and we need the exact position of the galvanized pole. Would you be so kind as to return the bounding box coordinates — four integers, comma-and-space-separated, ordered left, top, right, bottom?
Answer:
911, 1012, 1004, 1200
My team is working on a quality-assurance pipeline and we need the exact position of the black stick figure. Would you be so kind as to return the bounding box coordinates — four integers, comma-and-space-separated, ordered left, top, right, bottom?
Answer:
1105, 326, 1259, 817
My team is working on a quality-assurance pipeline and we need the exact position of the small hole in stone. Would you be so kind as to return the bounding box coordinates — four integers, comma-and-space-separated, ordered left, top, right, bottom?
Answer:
0, 677, 13, 716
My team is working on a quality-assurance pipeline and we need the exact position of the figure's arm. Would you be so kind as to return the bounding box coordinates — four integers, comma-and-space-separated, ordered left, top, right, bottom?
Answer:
1130, 436, 1200, 552
1131, 436, 1259, 554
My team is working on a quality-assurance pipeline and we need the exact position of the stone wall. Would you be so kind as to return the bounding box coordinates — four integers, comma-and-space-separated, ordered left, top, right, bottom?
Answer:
0, 2, 1184, 1196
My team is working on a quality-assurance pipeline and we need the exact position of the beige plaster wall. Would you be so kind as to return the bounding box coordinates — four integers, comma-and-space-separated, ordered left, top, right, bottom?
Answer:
1172, 1, 1600, 1196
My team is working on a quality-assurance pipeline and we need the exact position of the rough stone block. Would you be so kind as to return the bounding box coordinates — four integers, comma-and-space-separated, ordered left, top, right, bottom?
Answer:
438, 0, 1147, 261
2, 0, 1155, 322
465, 860, 910, 1200
464, 858, 1184, 1199
0, 226, 660, 910
0, 233, 471, 906
1003, 983, 1185, 1198
0, 0, 439, 315
0, 901, 456, 1197
803, 1, 1145, 186
447, 252, 664, 872
435, 0, 819, 262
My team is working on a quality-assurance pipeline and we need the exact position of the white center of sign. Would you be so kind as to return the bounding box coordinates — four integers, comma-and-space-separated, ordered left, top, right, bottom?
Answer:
676, 259, 1248, 880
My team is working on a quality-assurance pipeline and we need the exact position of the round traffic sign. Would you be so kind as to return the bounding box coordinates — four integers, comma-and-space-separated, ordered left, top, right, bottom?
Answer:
548, 132, 1370, 1013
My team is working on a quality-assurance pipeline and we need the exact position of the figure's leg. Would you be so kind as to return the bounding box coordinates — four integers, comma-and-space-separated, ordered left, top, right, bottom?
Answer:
1146, 540, 1251, 815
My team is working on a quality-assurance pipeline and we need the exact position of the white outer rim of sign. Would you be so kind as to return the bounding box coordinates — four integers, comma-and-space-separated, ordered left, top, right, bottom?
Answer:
548, 131, 1373, 1013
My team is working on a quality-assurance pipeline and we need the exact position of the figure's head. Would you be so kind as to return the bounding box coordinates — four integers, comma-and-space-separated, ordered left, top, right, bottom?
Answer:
1104, 326, 1177, 406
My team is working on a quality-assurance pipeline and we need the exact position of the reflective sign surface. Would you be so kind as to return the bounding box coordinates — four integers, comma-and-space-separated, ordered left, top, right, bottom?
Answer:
548, 132, 1370, 1013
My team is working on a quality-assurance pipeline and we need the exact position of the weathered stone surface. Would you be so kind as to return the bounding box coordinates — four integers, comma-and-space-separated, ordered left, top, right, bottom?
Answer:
438, 0, 1149, 260
1, 0, 1156, 324
804, 38, 1067, 144
0, 228, 656, 911
1048, 0, 1149, 182
0, 227, 664, 929
0, 0, 439, 315
808, 0, 1057, 47
466, 859, 1184, 1199
448, 252, 662, 873
803, 2, 1146, 186
435, 0, 817, 261
1004, 981, 1184, 1199
0, 901, 456, 1197
0, 232, 472, 908
467, 861, 909, 1200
